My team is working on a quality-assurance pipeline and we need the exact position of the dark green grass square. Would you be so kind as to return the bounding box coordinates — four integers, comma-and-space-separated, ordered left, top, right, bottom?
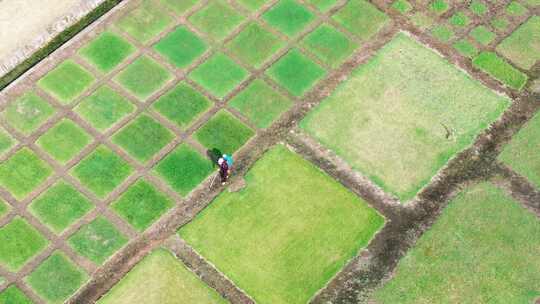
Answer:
1, 92, 55, 135
226, 22, 285, 68
453, 39, 478, 58
0, 217, 48, 272
431, 25, 455, 42
392, 0, 413, 13
333, 0, 389, 41
114, 56, 173, 100
506, 1, 527, 16
116, 1, 172, 43
112, 114, 174, 163
302, 24, 357, 67
0, 128, 15, 156
152, 82, 212, 128
188, 0, 245, 40
430, 0, 449, 14
473, 52, 528, 90
0, 286, 33, 304
229, 80, 293, 129
29, 181, 93, 234
72, 145, 133, 198
160, 0, 198, 15
111, 179, 173, 230
75, 86, 135, 132
267, 49, 326, 97
26, 252, 88, 304
38, 60, 95, 104
0, 148, 52, 200
154, 144, 214, 195
262, 0, 315, 36
237, 0, 267, 11
189, 53, 248, 98
470, 0, 487, 15
79, 31, 135, 73
68, 216, 127, 264
307, 0, 337, 11
194, 110, 255, 153
153, 26, 207, 68
36, 119, 92, 164
470, 26, 495, 45
449, 12, 470, 27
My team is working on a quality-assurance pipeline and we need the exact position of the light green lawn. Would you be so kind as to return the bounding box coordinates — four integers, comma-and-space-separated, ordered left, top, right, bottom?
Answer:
496, 16, 540, 70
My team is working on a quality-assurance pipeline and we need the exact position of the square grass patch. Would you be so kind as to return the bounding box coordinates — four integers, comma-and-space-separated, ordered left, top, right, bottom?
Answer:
0, 217, 48, 272
469, 0, 487, 15
112, 114, 173, 163
229, 79, 292, 129
68, 216, 127, 264
431, 25, 455, 42
236, 0, 267, 11
373, 183, 540, 303
188, 0, 244, 40
75, 85, 135, 132
0, 148, 52, 200
262, 0, 314, 36
97, 249, 227, 304
226, 22, 285, 68
29, 181, 93, 234
38, 60, 95, 104
392, 0, 412, 13
496, 16, 540, 70
1, 92, 55, 135
300, 33, 509, 201
470, 25, 496, 46
449, 12, 470, 27
36, 119, 91, 164
189, 53, 248, 98
111, 179, 173, 230
0, 286, 33, 304
116, 1, 172, 43
506, 1, 527, 16
114, 56, 173, 100
491, 17, 510, 31
307, 0, 337, 11
499, 112, 540, 188
154, 144, 213, 195
72, 145, 133, 198
26, 252, 88, 304
160, 0, 198, 15
430, 0, 449, 14
0, 128, 15, 156
152, 82, 211, 128
302, 24, 357, 67
453, 39, 478, 58
194, 110, 254, 153
333, 0, 389, 41
473, 52, 528, 90
267, 49, 326, 96
179, 145, 384, 304
153, 26, 207, 68
79, 31, 135, 73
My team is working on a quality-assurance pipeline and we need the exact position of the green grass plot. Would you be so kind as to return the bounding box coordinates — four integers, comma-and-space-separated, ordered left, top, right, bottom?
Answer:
114, 56, 172, 100
229, 79, 292, 129
262, 0, 314, 36
180, 145, 384, 304
160, 0, 198, 15
430, 0, 449, 14
506, 1, 527, 15
0, 200, 9, 219
496, 16, 540, 70
333, 0, 389, 41
431, 25, 455, 42
116, 1, 172, 43
154, 144, 213, 196
373, 183, 540, 303
267, 49, 326, 96
470, 25, 495, 45
112, 114, 173, 163
0, 128, 15, 156
392, 0, 413, 13
491, 17, 510, 31
0, 286, 33, 304
0, 148, 52, 200
26, 252, 88, 304
38, 60, 95, 104
189, 53, 248, 98
153, 82, 211, 128
72, 145, 133, 198
36, 119, 91, 164
410, 12, 434, 30
307, 0, 337, 11
79, 31, 135, 73
0, 217, 48, 272
1, 92, 55, 135
301, 33, 509, 201
302, 24, 357, 67
453, 39, 478, 58
194, 110, 254, 153
188, 0, 244, 40
98, 249, 226, 304
111, 179, 173, 231
227, 22, 284, 68
237, 0, 267, 11
473, 51, 528, 90
153, 26, 207, 68
68, 216, 127, 264
449, 12, 470, 27
29, 181, 93, 234
469, 0, 487, 15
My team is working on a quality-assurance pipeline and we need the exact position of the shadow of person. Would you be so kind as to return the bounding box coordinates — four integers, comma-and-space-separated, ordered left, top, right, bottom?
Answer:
206, 148, 222, 167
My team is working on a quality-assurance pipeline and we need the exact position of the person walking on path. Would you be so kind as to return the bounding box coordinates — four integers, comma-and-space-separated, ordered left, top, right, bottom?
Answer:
218, 157, 230, 185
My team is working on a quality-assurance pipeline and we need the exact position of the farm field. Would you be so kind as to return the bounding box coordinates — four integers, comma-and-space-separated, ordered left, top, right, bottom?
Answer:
0, 0, 538, 303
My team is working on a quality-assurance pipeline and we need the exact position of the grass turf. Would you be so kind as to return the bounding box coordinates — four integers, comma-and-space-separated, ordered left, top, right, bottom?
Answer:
75, 85, 135, 132
431, 25, 454, 42
114, 56, 172, 100
0, 217, 48, 272
262, 0, 315, 36
236, 0, 267, 11
453, 39, 478, 58
301, 33, 509, 201
37, 60, 95, 104
307, 0, 337, 11
0, 128, 15, 156
180, 145, 384, 303
153, 26, 207, 68
506, 1, 527, 15
112, 114, 174, 163
68, 216, 127, 264
333, 0, 389, 41
430, 0, 449, 14
0, 200, 9, 218
266, 49, 326, 97
373, 183, 540, 303
115, 0, 172, 43
154, 144, 213, 196
160, 0, 198, 15
111, 179, 173, 231
36, 119, 91, 164
469, 0, 487, 15
472, 52, 528, 90
71, 145, 133, 198
29, 181, 93, 234
0, 148, 52, 200
97, 249, 226, 304
1, 92, 55, 135
0, 286, 33, 304
302, 24, 357, 67
469, 25, 496, 46
392, 0, 413, 13
188, 0, 244, 40
496, 16, 540, 70
229, 79, 292, 129
449, 12, 470, 27
226, 22, 284, 68
189, 53, 248, 98
26, 251, 88, 304
78, 31, 135, 73
193, 110, 254, 153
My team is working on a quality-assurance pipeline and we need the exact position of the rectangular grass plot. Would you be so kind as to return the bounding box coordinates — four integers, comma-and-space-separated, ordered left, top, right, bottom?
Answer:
194, 110, 254, 154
